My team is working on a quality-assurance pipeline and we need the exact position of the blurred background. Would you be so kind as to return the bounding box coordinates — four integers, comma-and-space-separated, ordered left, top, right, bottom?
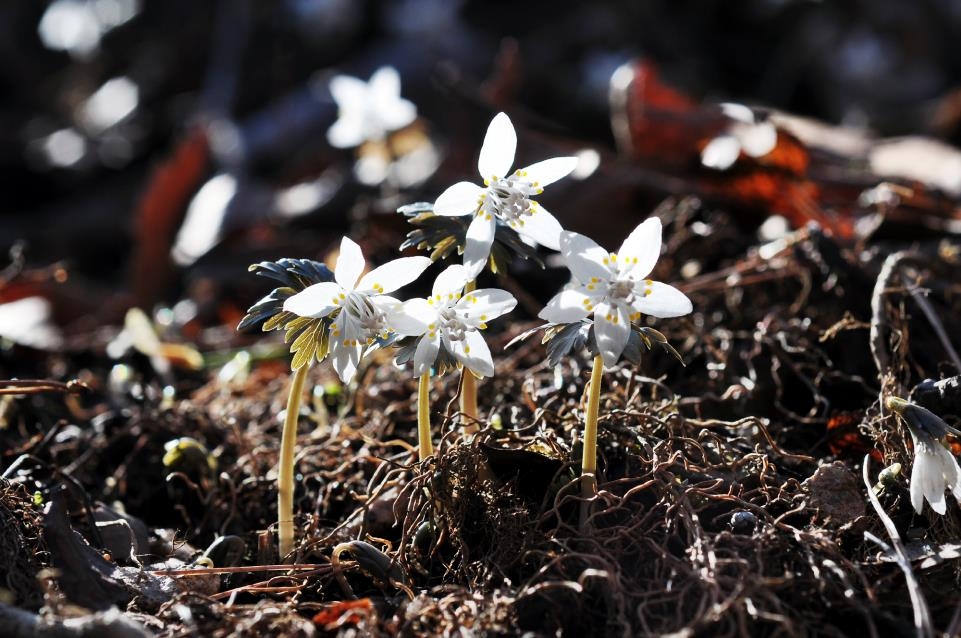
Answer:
3, 0, 961, 331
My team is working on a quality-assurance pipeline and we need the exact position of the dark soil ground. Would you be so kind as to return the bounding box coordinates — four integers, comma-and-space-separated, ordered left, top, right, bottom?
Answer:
4, 2, 961, 636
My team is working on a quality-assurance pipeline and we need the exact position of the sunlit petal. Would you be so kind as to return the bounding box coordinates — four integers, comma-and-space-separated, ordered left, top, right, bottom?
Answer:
478, 112, 516, 179
389, 298, 435, 337
329, 313, 364, 383
738, 121, 778, 158
719, 102, 755, 124
283, 281, 343, 318
617, 217, 661, 280
560, 231, 614, 284
433, 181, 484, 216
335, 237, 366, 289
519, 156, 578, 188
412, 332, 440, 376
357, 256, 431, 294
516, 204, 563, 251
379, 98, 417, 132
432, 264, 469, 298
456, 288, 517, 327
701, 135, 741, 170
594, 301, 630, 367
329, 75, 367, 110
368, 66, 400, 101
450, 330, 494, 377
632, 281, 692, 318
538, 288, 592, 324
463, 213, 496, 280
910, 456, 925, 514
326, 115, 365, 149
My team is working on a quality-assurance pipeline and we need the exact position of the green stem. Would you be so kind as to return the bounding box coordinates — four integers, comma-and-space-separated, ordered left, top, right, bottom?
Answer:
460, 279, 479, 432
278, 364, 309, 562
417, 372, 433, 462
580, 355, 604, 532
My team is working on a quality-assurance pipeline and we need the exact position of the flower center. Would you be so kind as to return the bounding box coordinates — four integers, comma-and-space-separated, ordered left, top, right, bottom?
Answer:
439, 307, 470, 342
483, 176, 537, 222
608, 278, 635, 301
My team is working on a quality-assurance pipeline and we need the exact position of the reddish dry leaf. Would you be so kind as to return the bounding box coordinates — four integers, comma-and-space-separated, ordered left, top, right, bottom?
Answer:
312, 598, 373, 628
130, 128, 211, 308
615, 59, 860, 237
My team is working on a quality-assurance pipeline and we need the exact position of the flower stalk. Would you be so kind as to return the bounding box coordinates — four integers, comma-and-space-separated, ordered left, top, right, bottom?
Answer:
417, 371, 433, 461
278, 364, 309, 561
580, 354, 604, 531
459, 279, 479, 431
459, 371, 478, 428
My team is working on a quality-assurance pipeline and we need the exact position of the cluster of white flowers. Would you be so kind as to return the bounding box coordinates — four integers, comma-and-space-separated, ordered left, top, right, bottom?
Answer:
283, 238, 517, 382
282, 69, 692, 382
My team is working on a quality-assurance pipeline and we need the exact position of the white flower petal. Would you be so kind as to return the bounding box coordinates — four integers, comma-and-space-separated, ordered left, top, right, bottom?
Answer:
368, 66, 401, 101
456, 288, 516, 327
701, 135, 741, 170
326, 115, 366, 149
617, 217, 662, 280
519, 156, 579, 188
910, 454, 925, 514
412, 332, 440, 376
283, 281, 343, 318
335, 236, 366, 289
379, 98, 417, 132
389, 298, 435, 337
357, 256, 431, 294
594, 301, 630, 367
539, 288, 592, 324
463, 213, 496, 280
926, 462, 948, 515
432, 264, 469, 298
433, 181, 484, 217
516, 204, 564, 251
330, 313, 364, 383
738, 121, 777, 158
478, 112, 516, 179
329, 75, 367, 110
450, 330, 494, 377
719, 102, 755, 124
632, 281, 693, 318
559, 231, 614, 284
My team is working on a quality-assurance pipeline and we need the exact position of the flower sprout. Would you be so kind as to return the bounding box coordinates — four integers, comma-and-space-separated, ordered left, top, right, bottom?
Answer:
538, 218, 692, 366
701, 103, 777, 171
283, 237, 431, 382
389, 264, 516, 378
886, 396, 961, 515
432, 112, 578, 278
327, 66, 417, 149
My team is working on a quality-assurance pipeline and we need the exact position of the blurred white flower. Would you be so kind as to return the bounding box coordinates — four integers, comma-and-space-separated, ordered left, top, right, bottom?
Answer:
701, 103, 778, 171
283, 237, 430, 382
432, 113, 578, 278
327, 66, 417, 148
887, 396, 961, 515
539, 218, 692, 366
387, 264, 516, 377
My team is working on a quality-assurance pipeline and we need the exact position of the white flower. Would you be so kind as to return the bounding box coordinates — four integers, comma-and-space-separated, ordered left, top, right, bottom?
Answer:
910, 433, 961, 515
701, 103, 777, 171
887, 397, 961, 515
283, 237, 431, 382
327, 66, 417, 149
432, 113, 578, 278
538, 218, 692, 367
388, 264, 517, 377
